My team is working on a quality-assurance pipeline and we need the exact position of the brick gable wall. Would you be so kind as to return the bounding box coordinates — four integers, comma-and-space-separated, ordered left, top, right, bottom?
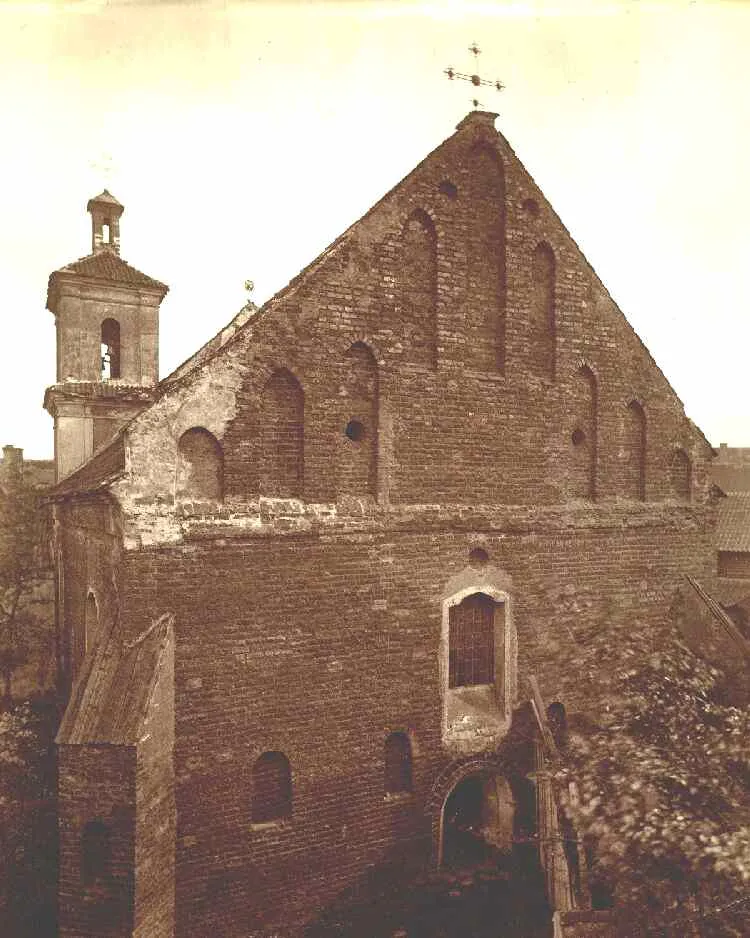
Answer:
55, 112, 716, 936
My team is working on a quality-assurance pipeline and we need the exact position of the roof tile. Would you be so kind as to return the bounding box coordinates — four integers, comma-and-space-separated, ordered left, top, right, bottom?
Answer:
52, 250, 167, 291
716, 493, 750, 552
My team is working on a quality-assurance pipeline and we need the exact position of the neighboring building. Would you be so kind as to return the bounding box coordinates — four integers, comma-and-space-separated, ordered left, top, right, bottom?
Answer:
711, 445, 750, 580
716, 491, 750, 579
47, 111, 716, 937
712, 443, 750, 494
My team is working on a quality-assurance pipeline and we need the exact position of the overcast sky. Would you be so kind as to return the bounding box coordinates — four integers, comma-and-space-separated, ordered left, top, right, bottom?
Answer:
1, 0, 749, 458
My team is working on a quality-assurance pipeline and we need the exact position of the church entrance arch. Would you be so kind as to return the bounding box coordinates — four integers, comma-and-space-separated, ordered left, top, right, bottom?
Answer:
441, 769, 516, 869
429, 761, 551, 936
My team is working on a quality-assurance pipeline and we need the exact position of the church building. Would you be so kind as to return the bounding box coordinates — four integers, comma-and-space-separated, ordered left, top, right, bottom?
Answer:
45, 110, 715, 937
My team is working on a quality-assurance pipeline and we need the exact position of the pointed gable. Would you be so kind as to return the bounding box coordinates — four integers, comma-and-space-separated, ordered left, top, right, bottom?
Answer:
50, 110, 711, 513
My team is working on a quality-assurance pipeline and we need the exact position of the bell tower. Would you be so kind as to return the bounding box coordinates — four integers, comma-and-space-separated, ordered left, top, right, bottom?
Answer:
44, 191, 169, 482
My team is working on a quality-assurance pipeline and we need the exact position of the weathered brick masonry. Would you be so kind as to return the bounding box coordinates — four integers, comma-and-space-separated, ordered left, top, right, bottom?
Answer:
51, 110, 715, 937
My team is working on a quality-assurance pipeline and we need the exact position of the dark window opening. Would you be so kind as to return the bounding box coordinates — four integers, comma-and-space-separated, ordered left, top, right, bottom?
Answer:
84, 592, 99, 654
100, 318, 121, 380
439, 179, 458, 199
384, 732, 413, 794
81, 819, 111, 885
547, 702, 568, 750
449, 592, 495, 688
523, 198, 540, 218
345, 419, 366, 443
571, 427, 586, 447
468, 547, 489, 568
252, 751, 292, 823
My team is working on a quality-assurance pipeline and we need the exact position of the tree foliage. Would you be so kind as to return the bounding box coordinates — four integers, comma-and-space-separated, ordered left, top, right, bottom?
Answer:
0, 695, 58, 936
560, 616, 750, 936
0, 481, 51, 704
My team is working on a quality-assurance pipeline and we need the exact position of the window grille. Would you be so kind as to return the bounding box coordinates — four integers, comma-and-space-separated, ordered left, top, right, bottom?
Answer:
448, 592, 495, 687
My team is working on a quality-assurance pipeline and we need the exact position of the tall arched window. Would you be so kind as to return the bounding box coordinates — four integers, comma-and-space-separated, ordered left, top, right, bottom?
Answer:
338, 343, 378, 497
468, 145, 506, 372
101, 318, 121, 380
448, 592, 495, 688
571, 366, 598, 499
624, 400, 647, 500
669, 448, 691, 500
176, 427, 224, 501
399, 210, 438, 367
81, 819, 111, 885
260, 370, 304, 497
252, 751, 292, 823
531, 243, 555, 380
384, 732, 413, 795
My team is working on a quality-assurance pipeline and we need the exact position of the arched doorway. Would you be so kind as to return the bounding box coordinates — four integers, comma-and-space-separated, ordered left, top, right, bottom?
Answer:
442, 771, 515, 869
437, 769, 551, 936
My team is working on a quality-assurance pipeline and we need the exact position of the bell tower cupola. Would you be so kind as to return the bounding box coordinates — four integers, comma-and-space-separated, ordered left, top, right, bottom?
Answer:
87, 189, 124, 255
44, 191, 169, 482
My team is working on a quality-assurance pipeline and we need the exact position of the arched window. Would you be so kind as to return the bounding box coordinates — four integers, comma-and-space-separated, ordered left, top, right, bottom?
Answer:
669, 448, 691, 500
81, 819, 111, 885
176, 427, 224, 501
571, 366, 597, 499
101, 318, 121, 380
338, 343, 378, 497
624, 400, 647, 500
251, 751, 292, 823
399, 210, 438, 367
384, 732, 413, 795
448, 592, 495, 688
468, 145, 506, 372
531, 243, 555, 380
260, 370, 304, 497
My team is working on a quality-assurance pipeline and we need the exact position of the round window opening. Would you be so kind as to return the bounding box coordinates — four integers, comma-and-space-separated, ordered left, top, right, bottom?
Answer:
523, 197, 540, 218
571, 427, 587, 446
439, 179, 458, 200
345, 419, 366, 443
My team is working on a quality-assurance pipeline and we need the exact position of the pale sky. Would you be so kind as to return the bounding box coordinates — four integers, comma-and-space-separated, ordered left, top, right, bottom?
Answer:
1, 0, 749, 458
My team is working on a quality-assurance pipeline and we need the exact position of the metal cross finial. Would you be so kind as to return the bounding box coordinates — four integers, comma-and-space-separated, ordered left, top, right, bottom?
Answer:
444, 42, 504, 110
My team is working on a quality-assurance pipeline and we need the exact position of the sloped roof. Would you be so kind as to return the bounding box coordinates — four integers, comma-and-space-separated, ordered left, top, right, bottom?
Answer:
57, 612, 173, 746
683, 576, 750, 665
49, 250, 167, 292
712, 466, 750, 495
716, 492, 750, 552
87, 189, 123, 210
49, 433, 126, 498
